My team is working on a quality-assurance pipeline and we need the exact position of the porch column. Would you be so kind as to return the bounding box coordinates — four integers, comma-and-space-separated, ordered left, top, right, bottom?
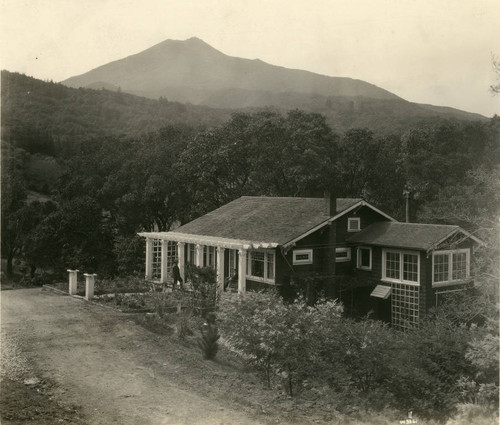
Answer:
238, 248, 247, 295
195, 244, 204, 267
160, 239, 169, 284
145, 237, 153, 280
216, 247, 225, 294
177, 242, 185, 281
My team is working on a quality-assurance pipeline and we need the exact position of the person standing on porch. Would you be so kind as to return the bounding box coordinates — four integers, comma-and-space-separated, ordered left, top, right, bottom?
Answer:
172, 260, 183, 290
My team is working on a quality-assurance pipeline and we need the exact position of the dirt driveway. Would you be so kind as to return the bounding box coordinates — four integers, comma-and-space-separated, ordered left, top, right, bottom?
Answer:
1, 288, 268, 425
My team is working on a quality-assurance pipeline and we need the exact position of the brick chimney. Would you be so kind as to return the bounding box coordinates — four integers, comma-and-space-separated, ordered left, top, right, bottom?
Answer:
403, 190, 411, 223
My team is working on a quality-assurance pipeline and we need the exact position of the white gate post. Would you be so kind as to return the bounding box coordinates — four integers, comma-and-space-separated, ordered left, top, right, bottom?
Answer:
67, 269, 79, 295
84, 273, 96, 300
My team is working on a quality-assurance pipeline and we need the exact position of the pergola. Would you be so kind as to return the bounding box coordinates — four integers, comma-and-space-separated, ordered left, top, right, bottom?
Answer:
138, 231, 279, 295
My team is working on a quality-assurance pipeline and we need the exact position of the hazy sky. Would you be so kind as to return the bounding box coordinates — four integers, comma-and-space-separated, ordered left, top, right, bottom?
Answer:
1, 0, 499, 116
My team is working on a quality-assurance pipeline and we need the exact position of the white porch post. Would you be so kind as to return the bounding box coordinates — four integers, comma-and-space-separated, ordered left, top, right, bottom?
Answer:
195, 244, 204, 267
160, 239, 169, 284
178, 242, 185, 281
145, 238, 153, 280
238, 249, 247, 295
216, 247, 225, 294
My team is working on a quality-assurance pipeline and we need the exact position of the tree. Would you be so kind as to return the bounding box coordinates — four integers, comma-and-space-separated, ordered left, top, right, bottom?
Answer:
491, 54, 500, 95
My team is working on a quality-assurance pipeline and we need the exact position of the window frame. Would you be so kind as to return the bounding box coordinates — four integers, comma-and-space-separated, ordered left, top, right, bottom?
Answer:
382, 249, 420, 286
293, 249, 313, 265
347, 217, 361, 232
335, 247, 351, 262
432, 248, 470, 287
247, 249, 276, 284
357, 246, 372, 270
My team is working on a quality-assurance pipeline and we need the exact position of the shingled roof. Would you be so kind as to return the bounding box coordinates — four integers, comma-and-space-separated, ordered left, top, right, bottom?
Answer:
347, 221, 468, 251
172, 196, 362, 246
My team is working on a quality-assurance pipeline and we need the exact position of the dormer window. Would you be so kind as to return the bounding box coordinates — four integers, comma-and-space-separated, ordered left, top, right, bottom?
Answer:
348, 217, 361, 232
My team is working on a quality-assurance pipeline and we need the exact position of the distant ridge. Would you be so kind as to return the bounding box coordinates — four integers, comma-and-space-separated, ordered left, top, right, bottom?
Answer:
61, 37, 486, 133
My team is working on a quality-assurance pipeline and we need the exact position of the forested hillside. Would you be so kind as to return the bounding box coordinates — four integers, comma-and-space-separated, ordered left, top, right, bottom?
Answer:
1, 70, 230, 155
2, 71, 499, 422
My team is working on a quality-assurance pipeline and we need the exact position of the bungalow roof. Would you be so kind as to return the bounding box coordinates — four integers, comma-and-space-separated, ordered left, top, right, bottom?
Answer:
347, 221, 482, 252
169, 196, 363, 246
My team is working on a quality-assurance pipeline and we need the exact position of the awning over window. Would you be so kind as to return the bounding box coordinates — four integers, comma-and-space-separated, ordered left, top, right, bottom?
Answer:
371, 285, 392, 299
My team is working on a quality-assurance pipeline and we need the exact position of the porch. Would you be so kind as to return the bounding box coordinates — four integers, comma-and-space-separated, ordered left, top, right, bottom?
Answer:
138, 232, 278, 295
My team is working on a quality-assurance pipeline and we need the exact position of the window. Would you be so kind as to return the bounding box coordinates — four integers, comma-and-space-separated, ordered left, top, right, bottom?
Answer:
187, 243, 196, 264
432, 249, 470, 286
348, 217, 361, 232
152, 239, 162, 279
335, 247, 351, 262
357, 247, 372, 270
228, 249, 238, 277
382, 249, 420, 285
391, 283, 420, 331
203, 246, 216, 268
293, 249, 313, 265
247, 250, 275, 283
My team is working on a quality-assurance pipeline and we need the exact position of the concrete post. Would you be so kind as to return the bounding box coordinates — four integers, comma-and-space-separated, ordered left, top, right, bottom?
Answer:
67, 269, 79, 295
238, 249, 247, 295
160, 239, 169, 284
216, 247, 225, 295
177, 242, 185, 281
84, 273, 97, 300
145, 238, 153, 280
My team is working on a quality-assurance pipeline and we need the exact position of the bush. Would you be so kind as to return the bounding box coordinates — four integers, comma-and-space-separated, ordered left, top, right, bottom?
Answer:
198, 313, 219, 360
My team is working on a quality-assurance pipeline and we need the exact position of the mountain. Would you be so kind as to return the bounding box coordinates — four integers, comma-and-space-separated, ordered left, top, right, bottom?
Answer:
62, 37, 485, 133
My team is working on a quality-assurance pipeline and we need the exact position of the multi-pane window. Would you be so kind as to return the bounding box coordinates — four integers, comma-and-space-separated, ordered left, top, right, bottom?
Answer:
187, 243, 196, 264
335, 247, 351, 262
385, 251, 400, 280
433, 249, 470, 286
452, 252, 467, 280
152, 239, 162, 279
357, 247, 372, 270
391, 283, 420, 331
266, 252, 275, 280
383, 249, 420, 285
433, 253, 449, 282
228, 249, 238, 277
204, 246, 216, 269
246, 250, 275, 283
293, 249, 313, 265
403, 253, 418, 282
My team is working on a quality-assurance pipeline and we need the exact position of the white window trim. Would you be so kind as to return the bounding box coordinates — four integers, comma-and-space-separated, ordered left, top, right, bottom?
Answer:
293, 249, 313, 265
357, 246, 372, 270
348, 217, 361, 232
432, 249, 470, 288
382, 249, 420, 286
247, 249, 276, 284
335, 247, 351, 262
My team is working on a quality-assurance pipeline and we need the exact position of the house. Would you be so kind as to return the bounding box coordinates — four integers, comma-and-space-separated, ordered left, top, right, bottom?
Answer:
138, 195, 483, 329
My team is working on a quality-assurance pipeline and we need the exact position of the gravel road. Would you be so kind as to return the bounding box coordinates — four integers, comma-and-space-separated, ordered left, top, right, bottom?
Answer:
1, 288, 266, 425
